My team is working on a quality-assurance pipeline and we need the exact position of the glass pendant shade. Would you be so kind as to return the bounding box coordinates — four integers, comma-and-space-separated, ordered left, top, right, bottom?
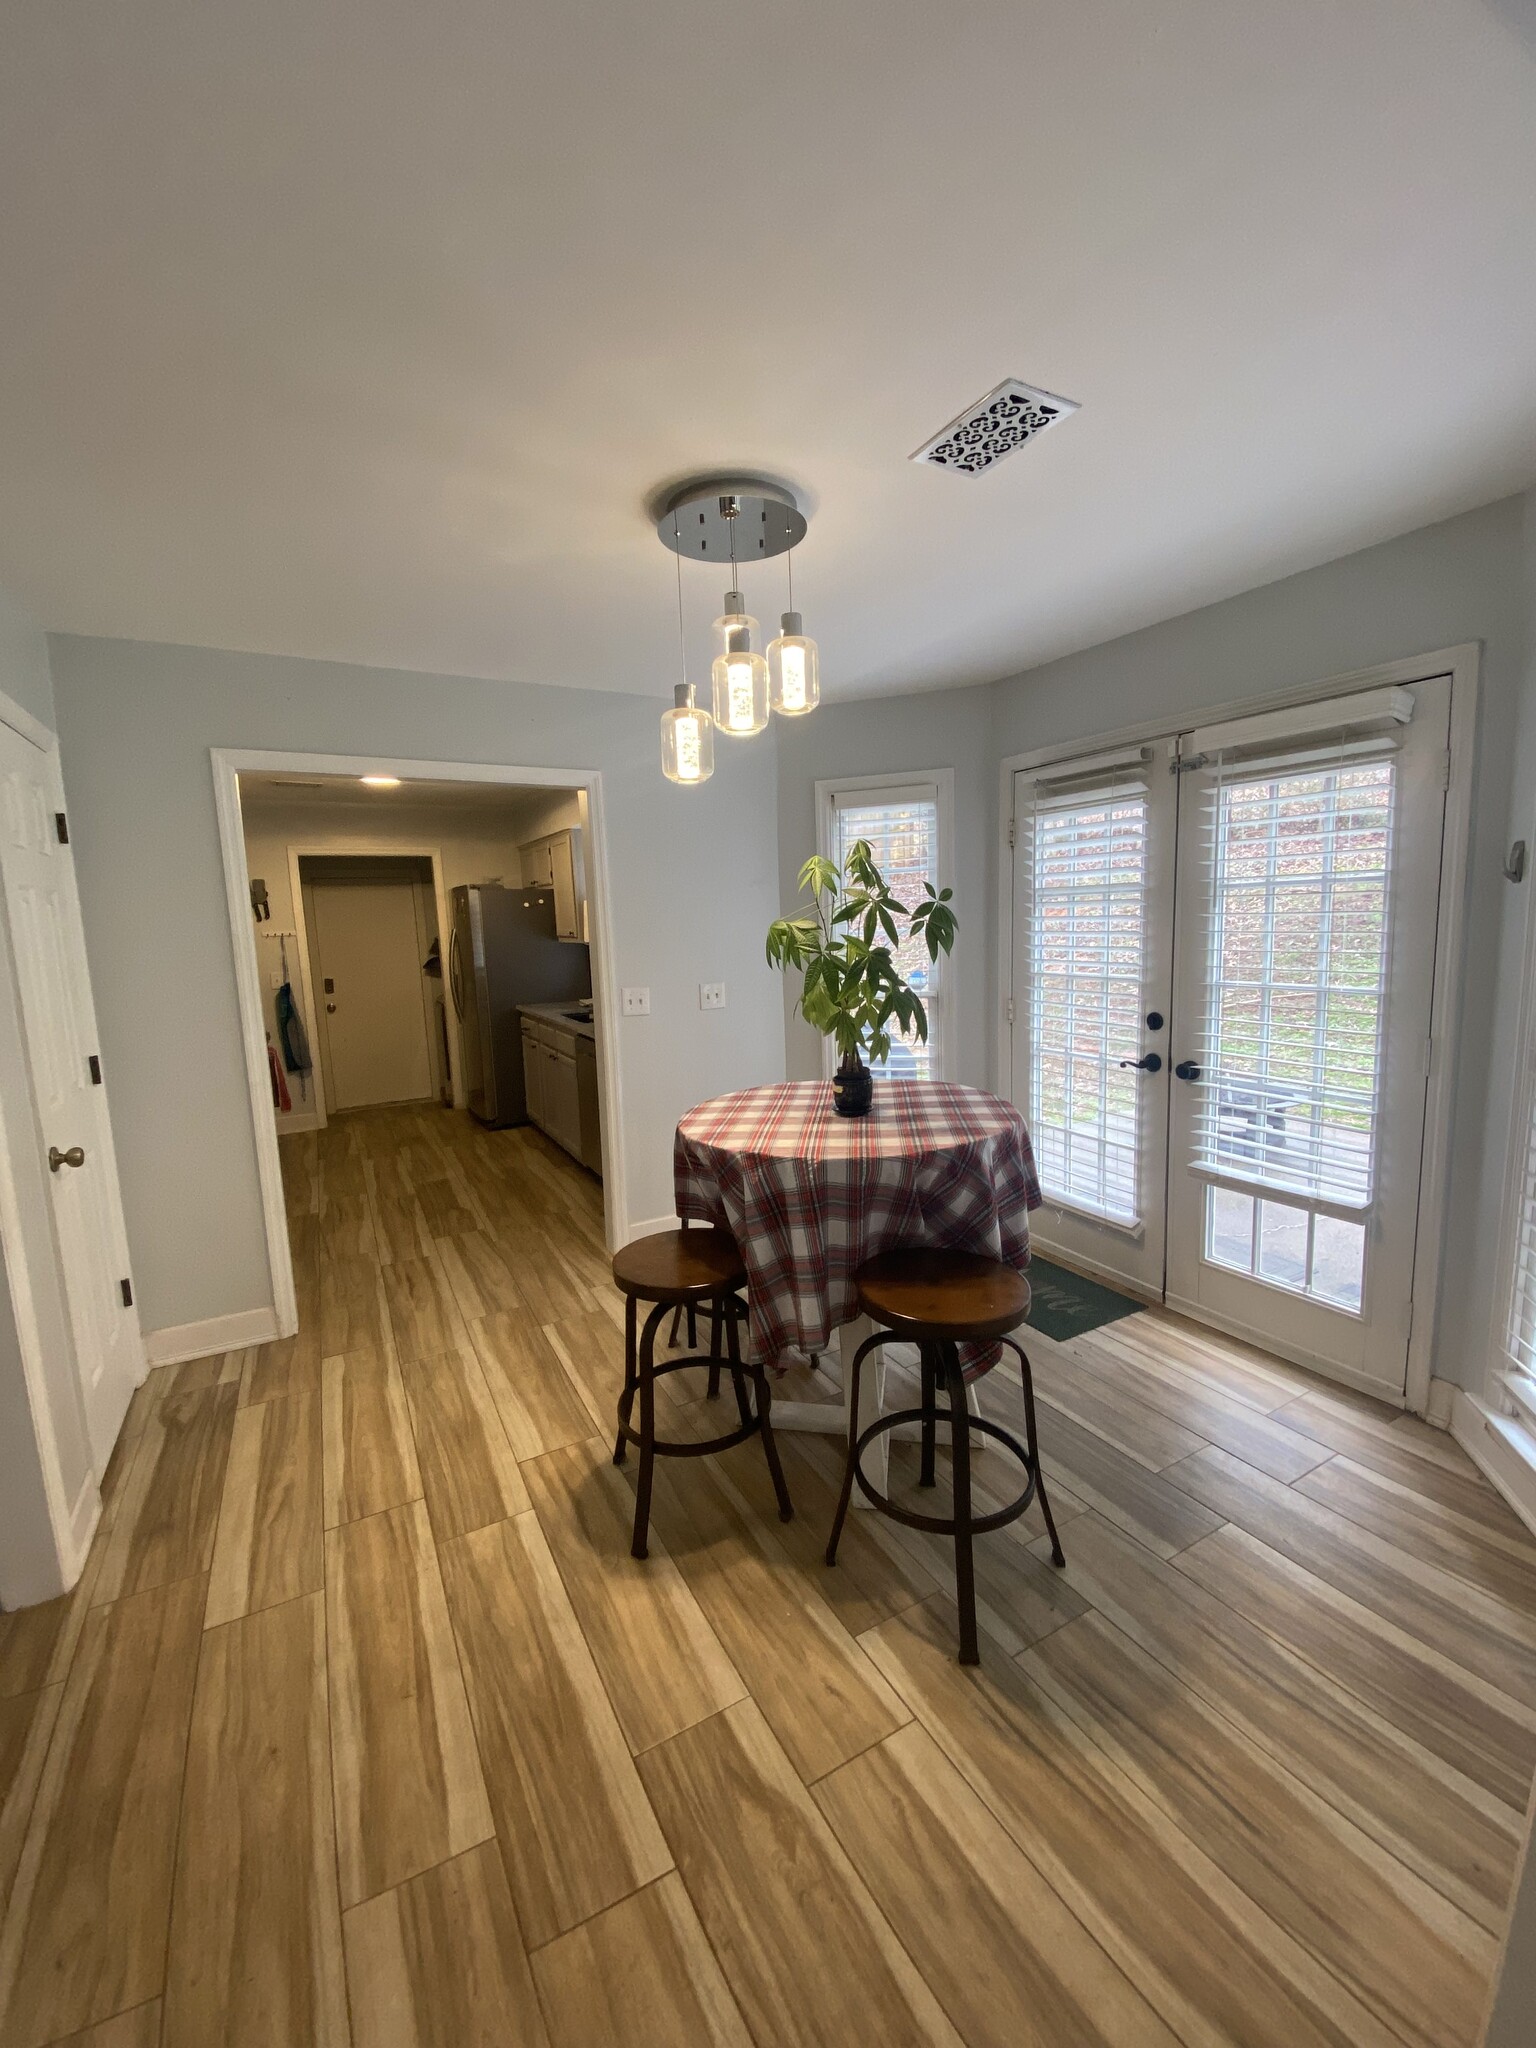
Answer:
713, 589, 757, 648
711, 630, 770, 736
660, 685, 715, 784
767, 611, 820, 715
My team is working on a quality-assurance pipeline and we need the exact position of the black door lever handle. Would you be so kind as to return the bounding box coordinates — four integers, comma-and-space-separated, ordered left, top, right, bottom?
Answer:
1119, 1053, 1163, 1073
1175, 1059, 1202, 1081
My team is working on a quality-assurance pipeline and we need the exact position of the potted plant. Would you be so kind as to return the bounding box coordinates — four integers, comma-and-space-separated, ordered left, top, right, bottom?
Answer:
766, 840, 957, 1116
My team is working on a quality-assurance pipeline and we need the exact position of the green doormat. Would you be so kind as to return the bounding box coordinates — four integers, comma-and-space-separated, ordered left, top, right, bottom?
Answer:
1025, 1257, 1144, 1342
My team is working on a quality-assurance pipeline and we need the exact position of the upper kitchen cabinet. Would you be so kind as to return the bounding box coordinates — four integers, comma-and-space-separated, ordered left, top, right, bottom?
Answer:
520, 827, 586, 940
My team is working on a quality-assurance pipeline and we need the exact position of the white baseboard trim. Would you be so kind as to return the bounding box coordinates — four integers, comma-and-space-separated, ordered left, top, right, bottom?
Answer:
146, 1305, 280, 1367
1425, 1376, 1456, 1428
1451, 1390, 1536, 1539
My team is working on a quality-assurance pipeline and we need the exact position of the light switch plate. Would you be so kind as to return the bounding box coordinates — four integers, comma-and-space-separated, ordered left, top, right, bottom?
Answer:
699, 983, 726, 1010
621, 986, 650, 1016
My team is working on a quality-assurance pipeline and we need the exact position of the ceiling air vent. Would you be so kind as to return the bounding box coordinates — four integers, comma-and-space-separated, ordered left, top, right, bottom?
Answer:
911, 377, 1080, 476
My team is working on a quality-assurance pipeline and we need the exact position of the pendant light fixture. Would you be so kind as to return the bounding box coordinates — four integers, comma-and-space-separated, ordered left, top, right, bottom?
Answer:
710, 503, 768, 736
659, 525, 715, 785
652, 474, 818, 782
767, 548, 820, 716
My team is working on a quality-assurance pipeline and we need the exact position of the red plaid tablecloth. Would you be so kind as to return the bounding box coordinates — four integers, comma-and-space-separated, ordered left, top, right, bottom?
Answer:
674, 1080, 1041, 1364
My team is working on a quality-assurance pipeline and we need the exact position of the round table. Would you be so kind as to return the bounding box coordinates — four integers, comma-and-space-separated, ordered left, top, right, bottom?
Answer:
673, 1077, 1041, 1365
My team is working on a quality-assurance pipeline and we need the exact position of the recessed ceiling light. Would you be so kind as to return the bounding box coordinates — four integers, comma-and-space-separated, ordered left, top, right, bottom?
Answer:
911, 377, 1080, 476
360, 776, 402, 788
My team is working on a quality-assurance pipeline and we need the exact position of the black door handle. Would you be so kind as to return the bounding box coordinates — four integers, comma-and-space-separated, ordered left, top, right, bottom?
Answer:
1119, 1053, 1162, 1073
1175, 1059, 1202, 1081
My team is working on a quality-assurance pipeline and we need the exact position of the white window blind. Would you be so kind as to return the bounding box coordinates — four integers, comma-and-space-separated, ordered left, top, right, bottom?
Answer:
1022, 759, 1148, 1223
828, 784, 942, 1080
1193, 735, 1396, 1212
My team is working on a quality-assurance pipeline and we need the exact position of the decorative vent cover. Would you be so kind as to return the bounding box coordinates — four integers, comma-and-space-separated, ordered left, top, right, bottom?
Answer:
911, 378, 1080, 476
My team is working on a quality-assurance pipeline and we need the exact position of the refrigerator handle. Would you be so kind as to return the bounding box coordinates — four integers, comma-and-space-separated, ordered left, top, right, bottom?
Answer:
449, 924, 464, 1018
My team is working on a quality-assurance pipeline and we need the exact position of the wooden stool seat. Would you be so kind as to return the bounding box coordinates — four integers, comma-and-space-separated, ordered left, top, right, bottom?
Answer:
610, 1226, 791, 1558
827, 1246, 1063, 1666
855, 1246, 1030, 1344
611, 1225, 746, 1302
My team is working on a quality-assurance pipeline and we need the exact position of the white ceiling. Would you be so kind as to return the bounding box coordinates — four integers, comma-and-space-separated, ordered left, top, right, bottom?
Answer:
2, 1, 1534, 702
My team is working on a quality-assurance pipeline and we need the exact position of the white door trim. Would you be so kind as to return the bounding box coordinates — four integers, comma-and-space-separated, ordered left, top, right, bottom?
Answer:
996, 642, 1479, 1418
211, 748, 627, 1341
284, 841, 459, 1127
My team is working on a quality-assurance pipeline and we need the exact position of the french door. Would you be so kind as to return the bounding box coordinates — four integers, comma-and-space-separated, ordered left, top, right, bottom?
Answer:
1010, 675, 1452, 1401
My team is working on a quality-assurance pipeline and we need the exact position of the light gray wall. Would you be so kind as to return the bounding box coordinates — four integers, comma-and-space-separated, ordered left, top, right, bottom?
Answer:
48, 637, 784, 1337
771, 493, 1532, 1393
0, 584, 54, 732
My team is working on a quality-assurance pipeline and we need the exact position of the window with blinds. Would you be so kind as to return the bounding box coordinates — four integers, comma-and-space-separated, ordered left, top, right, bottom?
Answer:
1193, 738, 1395, 1314
828, 784, 942, 1080
1023, 768, 1148, 1222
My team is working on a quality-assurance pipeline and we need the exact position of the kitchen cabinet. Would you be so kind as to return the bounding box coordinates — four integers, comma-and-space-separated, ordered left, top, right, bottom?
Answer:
520, 829, 586, 940
521, 1022, 545, 1128
521, 1011, 594, 1169
547, 1042, 581, 1157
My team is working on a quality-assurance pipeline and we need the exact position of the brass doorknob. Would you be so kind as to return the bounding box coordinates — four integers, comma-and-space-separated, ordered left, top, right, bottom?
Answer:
48, 1145, 85, 1172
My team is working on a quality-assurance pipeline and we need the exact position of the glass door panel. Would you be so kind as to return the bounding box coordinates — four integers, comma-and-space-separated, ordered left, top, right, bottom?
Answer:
1010, 741, 1177, 1298
1165, 677, 1451, 1399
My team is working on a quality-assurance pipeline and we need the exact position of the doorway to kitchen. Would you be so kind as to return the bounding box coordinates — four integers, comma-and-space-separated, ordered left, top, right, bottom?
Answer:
212, 749, 626, 1350
1003, 650, 1475, 1413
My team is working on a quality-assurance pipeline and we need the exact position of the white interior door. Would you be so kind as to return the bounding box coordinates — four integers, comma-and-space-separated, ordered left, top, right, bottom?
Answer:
0, 720, 142, 1473
1164, 678, 1451, 1399
1010, 741, 1177, 1296
310, 880, 435, 1110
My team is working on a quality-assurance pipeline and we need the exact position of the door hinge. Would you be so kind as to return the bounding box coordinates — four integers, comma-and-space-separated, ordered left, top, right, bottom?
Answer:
1006, 996, 1016, 1027
1007, 816, 1017, 849
1442, 748, 1453, 792
119, 1277, 133, 1309
88, 1053, 102, 1085
54, 811, 69, 844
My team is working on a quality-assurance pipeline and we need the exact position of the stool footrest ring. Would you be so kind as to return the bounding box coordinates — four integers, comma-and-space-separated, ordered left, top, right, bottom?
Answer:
848, 1407, 1038, 1535
615, 1351, 768, 1460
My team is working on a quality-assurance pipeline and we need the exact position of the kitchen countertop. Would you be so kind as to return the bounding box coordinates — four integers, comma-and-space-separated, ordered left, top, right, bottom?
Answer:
518, 1000, 596, 1043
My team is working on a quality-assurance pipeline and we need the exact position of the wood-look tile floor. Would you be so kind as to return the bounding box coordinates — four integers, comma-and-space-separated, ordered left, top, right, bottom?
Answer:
2, 1101, 1533, 2047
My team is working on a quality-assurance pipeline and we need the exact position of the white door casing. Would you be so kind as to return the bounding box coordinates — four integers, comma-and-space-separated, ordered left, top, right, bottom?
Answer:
0, 718, 142, 1476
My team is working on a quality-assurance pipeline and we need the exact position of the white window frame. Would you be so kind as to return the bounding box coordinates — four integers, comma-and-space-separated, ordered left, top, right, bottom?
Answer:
814, 768, 956, 1084
995, 643, 1478, 1421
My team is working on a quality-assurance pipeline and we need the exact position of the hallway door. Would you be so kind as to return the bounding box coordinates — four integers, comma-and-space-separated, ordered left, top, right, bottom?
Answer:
310, 880, 435, 1110
0, 717, 142, 1474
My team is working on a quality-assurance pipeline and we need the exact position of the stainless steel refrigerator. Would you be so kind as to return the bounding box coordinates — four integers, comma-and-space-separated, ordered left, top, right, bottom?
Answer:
449, 884, 592, 1127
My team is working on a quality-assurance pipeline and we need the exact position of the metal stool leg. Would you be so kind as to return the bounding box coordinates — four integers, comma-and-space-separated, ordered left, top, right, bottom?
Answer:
919, 1342, 938, 1487
706, 1297, 722, 1400
668, 1303, 683, 1349
630, 1301, 667, 1560
737, 1309, 792, 1521
824, 1337, 874, 1565
943, 1341, 980, 1665
613, 1293, 638, 1466
1017, 1340, 1066, 1567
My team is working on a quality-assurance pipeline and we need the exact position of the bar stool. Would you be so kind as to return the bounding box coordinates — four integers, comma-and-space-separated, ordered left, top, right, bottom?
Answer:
612, 1226, 793, 1559
824, 1247, 1065, 1664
